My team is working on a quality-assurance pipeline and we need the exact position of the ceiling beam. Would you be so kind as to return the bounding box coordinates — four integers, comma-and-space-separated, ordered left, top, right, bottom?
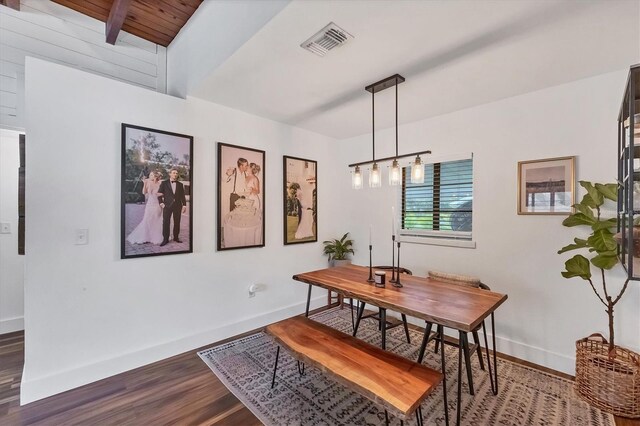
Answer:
106, 0, 132, 45
0, 0, 20, 11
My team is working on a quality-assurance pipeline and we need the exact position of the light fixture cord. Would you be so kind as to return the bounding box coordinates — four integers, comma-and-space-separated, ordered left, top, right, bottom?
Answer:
372, 90, 375, 162
395, 79, 398, 158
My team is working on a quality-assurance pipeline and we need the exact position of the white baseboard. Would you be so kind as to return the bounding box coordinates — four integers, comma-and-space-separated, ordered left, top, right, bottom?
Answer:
400, 314, 576, 376
20, 296, 326, 405
0, 316, 24, 334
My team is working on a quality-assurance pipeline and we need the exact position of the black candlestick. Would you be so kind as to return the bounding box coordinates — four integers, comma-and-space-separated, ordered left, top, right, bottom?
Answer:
367, 244, 375, 283
392, 241, 403, 288
390, 235, 397, 283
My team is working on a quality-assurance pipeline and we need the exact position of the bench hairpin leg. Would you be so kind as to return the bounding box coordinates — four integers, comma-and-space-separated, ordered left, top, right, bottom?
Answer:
297, 360, 305, 376
415, 405, 424, 426
439, 331, 450, 426
384, 409, 389, 426
271, 346, 280, 389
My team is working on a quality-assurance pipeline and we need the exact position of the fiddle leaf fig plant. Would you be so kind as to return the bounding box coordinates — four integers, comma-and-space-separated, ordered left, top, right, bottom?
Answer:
558, 181, 630, 355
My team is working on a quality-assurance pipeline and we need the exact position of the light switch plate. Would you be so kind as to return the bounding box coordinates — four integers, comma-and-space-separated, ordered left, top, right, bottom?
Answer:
75, 229, 89, 245
0, 223, 10, 234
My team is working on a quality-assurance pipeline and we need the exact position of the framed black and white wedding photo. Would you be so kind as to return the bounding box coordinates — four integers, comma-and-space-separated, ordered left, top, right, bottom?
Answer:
217, 142, 265, 251
121, 123, 193, 259
283, 156, 317, 245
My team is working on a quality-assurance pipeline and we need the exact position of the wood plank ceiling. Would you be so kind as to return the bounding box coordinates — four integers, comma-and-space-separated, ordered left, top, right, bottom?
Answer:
51, 0, 203, 47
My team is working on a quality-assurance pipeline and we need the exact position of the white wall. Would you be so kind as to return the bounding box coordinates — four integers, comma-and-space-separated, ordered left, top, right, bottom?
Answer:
337, 69, 640, 374
0, 0, 167, 129
167, 0, 289, 98
0, 128, 24, 334
22, 58, 340, 404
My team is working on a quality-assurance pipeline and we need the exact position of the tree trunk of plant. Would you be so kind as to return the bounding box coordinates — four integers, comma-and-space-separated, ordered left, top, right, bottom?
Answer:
607, 298, 615, 354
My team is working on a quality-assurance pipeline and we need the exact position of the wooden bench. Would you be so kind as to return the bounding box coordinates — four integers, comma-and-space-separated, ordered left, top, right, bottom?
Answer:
266, 316, 448, 426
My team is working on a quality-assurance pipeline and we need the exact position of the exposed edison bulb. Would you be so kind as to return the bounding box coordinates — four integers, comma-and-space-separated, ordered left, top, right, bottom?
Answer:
352, 166, 363, 189
411, 155, 424, 184
369, 163, 382, 188
389, 159, 401, 186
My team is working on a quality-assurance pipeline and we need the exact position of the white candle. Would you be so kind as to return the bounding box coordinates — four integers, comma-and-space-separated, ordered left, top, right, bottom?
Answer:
392, 206, 396, 236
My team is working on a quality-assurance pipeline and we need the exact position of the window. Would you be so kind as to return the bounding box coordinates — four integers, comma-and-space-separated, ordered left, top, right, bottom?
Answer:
400, 156, 473, 241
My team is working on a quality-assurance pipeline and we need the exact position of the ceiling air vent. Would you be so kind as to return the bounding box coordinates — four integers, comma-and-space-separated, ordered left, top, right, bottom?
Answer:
301, 22, 353, 57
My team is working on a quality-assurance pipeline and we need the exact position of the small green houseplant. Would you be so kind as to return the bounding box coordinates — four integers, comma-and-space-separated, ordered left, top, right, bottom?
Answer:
323, 233, 354, 267
558, 181, 638, 417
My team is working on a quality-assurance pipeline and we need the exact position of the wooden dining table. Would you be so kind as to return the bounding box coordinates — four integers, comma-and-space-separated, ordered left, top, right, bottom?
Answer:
292, 264, 508, 426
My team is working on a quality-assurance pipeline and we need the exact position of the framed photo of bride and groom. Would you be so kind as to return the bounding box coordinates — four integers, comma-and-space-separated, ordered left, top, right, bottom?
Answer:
217, 143, 266, 251
283, 156, 317, 245
121, 124, 193, 259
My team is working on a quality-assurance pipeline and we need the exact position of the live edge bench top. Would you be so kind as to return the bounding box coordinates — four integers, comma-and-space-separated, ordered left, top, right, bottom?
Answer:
266, 316, 443, 417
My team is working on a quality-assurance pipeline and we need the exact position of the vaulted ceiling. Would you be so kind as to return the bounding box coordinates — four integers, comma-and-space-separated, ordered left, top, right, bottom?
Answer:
51, 0, 203, 46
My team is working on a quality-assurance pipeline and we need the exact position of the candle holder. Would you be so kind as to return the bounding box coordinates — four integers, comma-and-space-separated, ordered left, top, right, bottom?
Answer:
392, 241, 403, 288
367, 244, 375, 283
390, 235, 397, 283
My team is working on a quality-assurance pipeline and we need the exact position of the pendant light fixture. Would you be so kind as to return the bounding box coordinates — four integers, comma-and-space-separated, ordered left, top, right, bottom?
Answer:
389, 82, 401, 186
411, 154, 424, 184
352, 165, 363, 189
348, 74, 431, 189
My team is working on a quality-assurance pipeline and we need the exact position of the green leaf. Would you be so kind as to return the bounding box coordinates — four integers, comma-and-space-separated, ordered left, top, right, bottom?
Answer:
562, 212, 596, 227
591, 251, 619, 270
586, 228, 617, 253
581, 193, 597, 208
557, 238, 588, 254
580, 181, 604, 207
561, 254, 592, 280
572, 203, 594, 218
595, 183, 618, 202
591, 218, 617, 231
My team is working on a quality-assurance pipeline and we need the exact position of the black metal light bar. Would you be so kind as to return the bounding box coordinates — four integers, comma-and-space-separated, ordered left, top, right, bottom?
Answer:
348, 150, 432, 168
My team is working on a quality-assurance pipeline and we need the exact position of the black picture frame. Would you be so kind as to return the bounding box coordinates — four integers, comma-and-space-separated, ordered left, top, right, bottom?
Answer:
283, 155, 317, 245
120, 123, 193, 259
217, 142, 266, 251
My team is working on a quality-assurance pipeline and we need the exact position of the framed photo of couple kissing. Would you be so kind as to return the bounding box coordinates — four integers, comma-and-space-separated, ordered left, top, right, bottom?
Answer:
217, 142, 266, 251
121, 123, 193, 259
283, 156, 317, 245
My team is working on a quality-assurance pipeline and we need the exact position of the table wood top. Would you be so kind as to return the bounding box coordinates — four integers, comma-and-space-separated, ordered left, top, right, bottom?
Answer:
267, 316, 443, 417
293, 264, 508, 332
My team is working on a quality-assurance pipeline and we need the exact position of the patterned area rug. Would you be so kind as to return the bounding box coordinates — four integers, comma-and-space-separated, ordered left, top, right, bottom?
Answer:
198, 308, 614, 425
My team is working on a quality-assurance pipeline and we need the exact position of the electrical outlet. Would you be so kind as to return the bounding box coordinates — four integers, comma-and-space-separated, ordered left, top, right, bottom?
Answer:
0, 223, 10, 234
75, 229, 89, 245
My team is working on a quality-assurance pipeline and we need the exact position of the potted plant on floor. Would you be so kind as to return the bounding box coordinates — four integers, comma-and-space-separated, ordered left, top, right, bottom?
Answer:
323, 232, 354, 267
558, 181, 639, 418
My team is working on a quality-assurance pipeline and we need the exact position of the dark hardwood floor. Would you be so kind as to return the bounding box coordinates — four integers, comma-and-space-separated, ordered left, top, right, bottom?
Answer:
0, 309, 638, 425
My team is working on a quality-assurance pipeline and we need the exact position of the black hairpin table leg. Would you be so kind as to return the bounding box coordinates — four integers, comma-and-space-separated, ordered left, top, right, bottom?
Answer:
481, 319, 495, 395
380, 308, 387, 350
353, 301, 365, 337
456, 331, 463, 426
271, 346, 280, 389
305, 284, 312, 317
417, 322, 433, 363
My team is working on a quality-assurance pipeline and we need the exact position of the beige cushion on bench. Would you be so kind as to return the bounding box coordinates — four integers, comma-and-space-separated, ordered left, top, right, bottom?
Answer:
428, 270, 481, 288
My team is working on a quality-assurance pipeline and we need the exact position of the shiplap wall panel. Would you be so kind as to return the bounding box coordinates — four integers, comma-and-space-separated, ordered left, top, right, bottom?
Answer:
0, 0, 167, 129
22, 0, 158, 54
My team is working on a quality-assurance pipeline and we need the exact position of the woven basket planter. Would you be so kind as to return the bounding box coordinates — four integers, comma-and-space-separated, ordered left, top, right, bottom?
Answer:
575, 334, 640, 418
